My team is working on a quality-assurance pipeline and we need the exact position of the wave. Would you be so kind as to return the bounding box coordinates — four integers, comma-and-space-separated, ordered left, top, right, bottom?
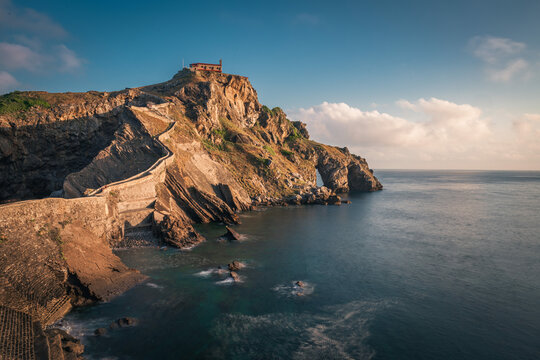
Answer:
53, 317, 110, 339
215, 277, 242, 285
195, 260, 250, 280
194, 267, 229, 278
145, 282, 164, 289
273, 281, 315, 297
203, 300, 388, 359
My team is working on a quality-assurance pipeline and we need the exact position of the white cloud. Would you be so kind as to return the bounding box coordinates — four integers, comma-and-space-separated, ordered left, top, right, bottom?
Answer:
0, 42, 43, 70
289, 100, 540, 170
470, 36, 525, 64
0, 42, 83, 73
0, 1, 84, 82
0, 0, 67, 38
56, 44, 83, 72
396, 99, 417, 111
487, 58, 530, 82
0, 71, 19, 93
469, 36, 531, 83
513, 114, 540, 147
291, 98, 489, 149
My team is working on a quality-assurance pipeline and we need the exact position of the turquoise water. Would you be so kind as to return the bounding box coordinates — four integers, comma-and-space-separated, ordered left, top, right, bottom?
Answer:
63, 170, 540, 359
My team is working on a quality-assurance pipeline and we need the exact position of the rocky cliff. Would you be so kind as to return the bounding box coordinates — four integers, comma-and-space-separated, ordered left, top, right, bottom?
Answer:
0, 68, 381, 358
0, 69, 381, 240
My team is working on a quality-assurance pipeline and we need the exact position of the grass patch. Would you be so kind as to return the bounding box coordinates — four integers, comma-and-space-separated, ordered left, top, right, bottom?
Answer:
202, 138, 231, 152
249, 154, 271, 167
280, 148, 294, 156
263, 145, 275, 156
0, 91, 51, 115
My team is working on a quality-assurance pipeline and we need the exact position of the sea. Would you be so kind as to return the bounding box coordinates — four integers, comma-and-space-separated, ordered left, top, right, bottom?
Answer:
60, 170, 540, 359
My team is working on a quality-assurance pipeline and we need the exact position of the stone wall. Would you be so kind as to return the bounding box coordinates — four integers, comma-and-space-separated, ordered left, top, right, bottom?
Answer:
0, 196, 120, 243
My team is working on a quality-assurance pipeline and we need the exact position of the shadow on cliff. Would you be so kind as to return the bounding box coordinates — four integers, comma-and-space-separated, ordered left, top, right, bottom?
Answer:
0, 106, 159, 203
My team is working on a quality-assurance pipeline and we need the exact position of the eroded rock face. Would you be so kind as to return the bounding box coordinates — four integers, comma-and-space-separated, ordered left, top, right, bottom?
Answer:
156, 214, 205, 249
0, 90, 165, 202
63, 108, 164, 198
61, 223, 147, 304
316, 147, 382, 193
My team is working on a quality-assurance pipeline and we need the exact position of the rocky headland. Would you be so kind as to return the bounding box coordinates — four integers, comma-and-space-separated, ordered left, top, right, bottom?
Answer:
0, 68, 381, 359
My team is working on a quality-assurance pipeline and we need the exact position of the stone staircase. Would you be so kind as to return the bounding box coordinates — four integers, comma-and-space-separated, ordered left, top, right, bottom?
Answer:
0, 306, 36, 360
99, 103, 177, 248
117, 195, 159, 248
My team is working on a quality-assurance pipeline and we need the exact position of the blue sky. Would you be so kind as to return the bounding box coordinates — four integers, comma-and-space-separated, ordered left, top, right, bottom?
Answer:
1, 0, 539, 169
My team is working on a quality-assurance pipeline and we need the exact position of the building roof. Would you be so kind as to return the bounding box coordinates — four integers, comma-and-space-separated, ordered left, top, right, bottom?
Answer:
190, 62, 221, 66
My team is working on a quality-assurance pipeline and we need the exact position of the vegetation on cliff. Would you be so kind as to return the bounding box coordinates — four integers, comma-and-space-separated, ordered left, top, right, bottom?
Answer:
0, 91, 51, 115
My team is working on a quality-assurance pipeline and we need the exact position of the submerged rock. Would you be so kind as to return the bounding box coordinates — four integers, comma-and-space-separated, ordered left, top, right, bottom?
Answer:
230, 271, 240, 282
110, 317, 138, 329
94, 327, 107, 336
228, 260, 244, 271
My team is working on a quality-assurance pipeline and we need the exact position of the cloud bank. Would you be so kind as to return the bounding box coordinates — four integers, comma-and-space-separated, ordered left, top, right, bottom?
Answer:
289, 100, 539, 170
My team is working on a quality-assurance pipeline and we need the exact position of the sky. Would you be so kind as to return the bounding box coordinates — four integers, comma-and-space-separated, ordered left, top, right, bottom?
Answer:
1, 0, 539, 170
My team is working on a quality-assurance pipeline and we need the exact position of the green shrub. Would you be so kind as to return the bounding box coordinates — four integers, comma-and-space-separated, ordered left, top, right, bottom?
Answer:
0, 92, 51, 115
280, 149, 294, 156
286, 126, 302, 142
261, 106, 283, 117
212, 128, 227, 140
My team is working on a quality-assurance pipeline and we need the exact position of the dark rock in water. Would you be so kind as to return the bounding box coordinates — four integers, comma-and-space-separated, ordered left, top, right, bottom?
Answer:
45, 328, 84, 359
341, 200, 351, 204
228, 260, 243, 271
230, 271, 240, 282
328, 195, 342, 205
110, 317, 138, 329
94, 327, 107, 336
287, 194, 302, 205
295, 281, 305, 288
157, 214, 205, 249
222, 226, 241, 241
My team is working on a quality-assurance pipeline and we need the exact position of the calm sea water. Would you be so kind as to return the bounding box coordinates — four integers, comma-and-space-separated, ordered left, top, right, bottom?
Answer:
62, 170, 540, 360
